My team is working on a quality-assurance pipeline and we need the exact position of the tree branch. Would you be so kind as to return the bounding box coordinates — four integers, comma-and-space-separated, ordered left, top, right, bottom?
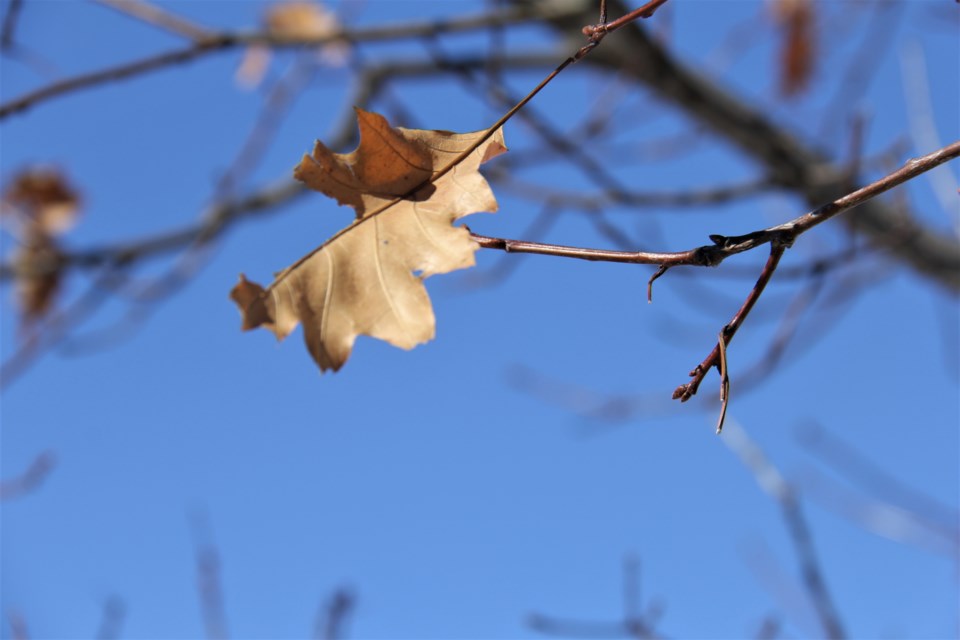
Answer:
0, 5, 575, 119
517, 0, 960, 292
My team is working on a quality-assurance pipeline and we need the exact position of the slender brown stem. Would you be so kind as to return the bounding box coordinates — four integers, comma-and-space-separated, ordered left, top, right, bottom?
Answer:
470, 232, 707, 266
769, 139, 960, 239
474, 140, 960, 271
673, 241, 788, 403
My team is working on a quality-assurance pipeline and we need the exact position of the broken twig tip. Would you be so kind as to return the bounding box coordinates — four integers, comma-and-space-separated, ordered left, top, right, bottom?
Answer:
716, 329, 730, 434
647, 264, 669, 303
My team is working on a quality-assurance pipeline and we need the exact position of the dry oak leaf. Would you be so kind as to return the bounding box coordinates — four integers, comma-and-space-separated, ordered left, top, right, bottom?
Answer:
231, 109, 507, 372
1, 168, 81, 328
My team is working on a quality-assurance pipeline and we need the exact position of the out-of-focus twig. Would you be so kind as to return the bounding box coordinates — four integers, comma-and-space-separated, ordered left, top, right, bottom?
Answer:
313, 588, 355, 640
0, 450, 56, 500
94, 0, 211, 41
474, 141, 960, 270
215, 56, 319, 200
476, 141, 960, 407
94, 596, 126, 640
505, 364, 680, 428
673, 242, 786, 424
0, 266, 125, 390
796, 422, 960, 555
0, 0, 24, 50
190, 513, 229, 640
1, 179, 304, 282
0, 5, 573, 120
798, 422, 959, 526
527, 555, 666, 639
798, 465, 959, 558
7, 611, 29, 640
493, 175, 778, 210
524, 0, 960, 292
899, 39, 959, 233
723, 419, 846, 640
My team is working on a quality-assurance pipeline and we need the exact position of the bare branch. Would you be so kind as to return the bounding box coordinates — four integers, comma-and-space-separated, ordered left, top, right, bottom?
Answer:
523, 0, 960, 291
474, 141, 959, 269
673, 242, 787, 406
0, 5, 575, 120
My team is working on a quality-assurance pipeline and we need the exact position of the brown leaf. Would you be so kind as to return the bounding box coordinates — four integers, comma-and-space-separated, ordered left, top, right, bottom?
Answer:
1, 168, 80, 236
13, 232, 63, 327
772, 0, 815, 97
1, 168, 80, 327
264, 0, 339, 40
231, 109, 507, 372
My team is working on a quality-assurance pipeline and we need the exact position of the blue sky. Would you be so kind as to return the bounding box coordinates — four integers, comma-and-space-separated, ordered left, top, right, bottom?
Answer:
1, 1, 958, 638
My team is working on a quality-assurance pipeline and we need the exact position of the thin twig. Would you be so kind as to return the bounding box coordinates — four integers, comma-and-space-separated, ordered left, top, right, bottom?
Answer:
797, 422, 960, 529
214, 55, 318, 199
0, 267, 126, 390
673, 241, 788, 404
474, 141, 960, 270
94, 0, 211, 41
7, 611, 29, 640
537, 0, 959, 290
190, 514, 230, 640
494, 175, 778, 210
471, 232, 698, 265
263, 15, 615, 293
459, 201, 561, 290
313, 589, 355, 640
0, 39, 232, 119
723, 420, 847, 639
476, 139, 960, 402
0, 450, 56, 501
94, 596, 126, 640
900, 39, 959, 231
0, 5, 572, 120
0, 0, 24, 49
1, 180, 305, 281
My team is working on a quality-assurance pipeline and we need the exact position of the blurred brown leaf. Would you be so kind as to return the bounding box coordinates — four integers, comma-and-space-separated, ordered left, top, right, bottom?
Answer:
1, 168, 80, 236
265, 0, 339, 39
771, 0, 815, 97
12, 233, 63, 326
231, 109, 507, 372
236, 0, 347, 88
1, 168, 80, 327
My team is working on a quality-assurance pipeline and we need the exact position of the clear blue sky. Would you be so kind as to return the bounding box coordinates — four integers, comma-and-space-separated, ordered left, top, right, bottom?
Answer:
2, 1, 958, 638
